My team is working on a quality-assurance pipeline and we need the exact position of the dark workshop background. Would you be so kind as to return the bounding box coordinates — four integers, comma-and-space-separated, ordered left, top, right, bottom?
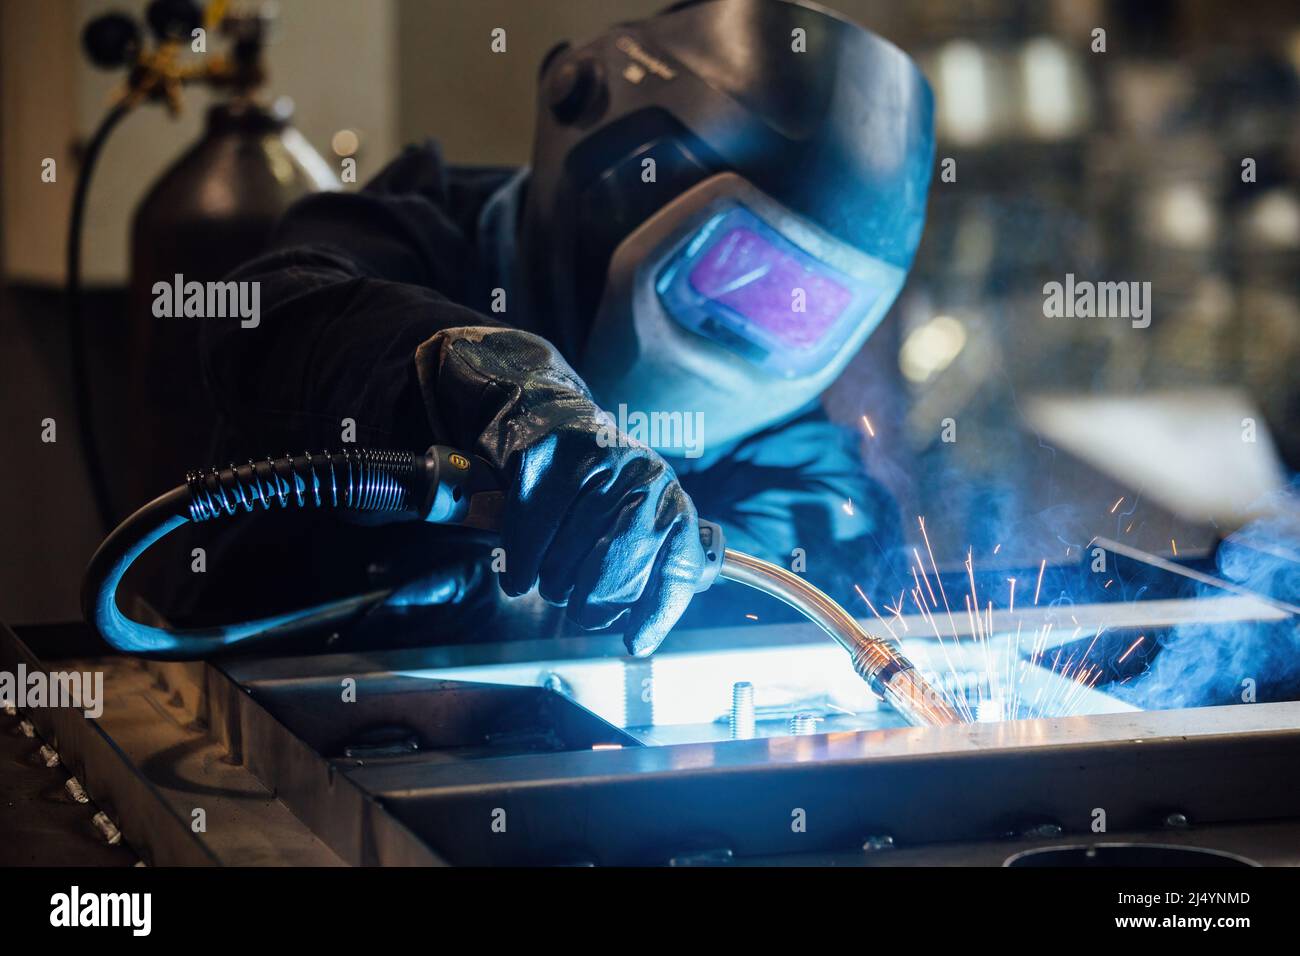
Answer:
2, 0, 1297, 623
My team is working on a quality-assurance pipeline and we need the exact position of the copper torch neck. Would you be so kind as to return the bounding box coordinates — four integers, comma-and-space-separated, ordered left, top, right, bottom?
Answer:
718, 548, 964, 727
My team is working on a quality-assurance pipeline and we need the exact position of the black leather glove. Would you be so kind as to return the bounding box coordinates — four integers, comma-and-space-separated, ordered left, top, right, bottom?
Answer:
415, 327, 706, 655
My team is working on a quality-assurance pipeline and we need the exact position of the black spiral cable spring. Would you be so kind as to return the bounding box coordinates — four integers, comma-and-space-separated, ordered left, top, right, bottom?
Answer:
185, 448, 419, 523
84, 443, 498, 657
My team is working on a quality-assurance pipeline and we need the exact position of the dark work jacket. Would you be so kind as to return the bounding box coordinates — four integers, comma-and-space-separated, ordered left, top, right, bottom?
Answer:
157, 142, 900, 652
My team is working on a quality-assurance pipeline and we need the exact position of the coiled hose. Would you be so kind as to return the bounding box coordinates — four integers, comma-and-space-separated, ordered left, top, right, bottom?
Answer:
81, 446, 496, 658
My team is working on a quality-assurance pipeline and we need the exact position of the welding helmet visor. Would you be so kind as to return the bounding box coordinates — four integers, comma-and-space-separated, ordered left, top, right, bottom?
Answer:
654, 179, 905, 377
579, 173, 908, 453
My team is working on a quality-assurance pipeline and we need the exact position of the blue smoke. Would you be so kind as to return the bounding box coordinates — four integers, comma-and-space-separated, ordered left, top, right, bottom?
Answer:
1114, 480, 1300, 710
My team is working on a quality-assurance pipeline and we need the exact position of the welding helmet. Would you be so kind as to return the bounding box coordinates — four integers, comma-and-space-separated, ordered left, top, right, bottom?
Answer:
519, 0, 934, 452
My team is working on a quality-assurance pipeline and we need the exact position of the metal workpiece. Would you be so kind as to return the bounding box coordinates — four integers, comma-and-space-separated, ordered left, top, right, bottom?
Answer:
718, 549, 963, 727
10, 608, 1300, 866
345, 698, 1300, 865
0, 622, 353, 866
11, 534, 1299, 866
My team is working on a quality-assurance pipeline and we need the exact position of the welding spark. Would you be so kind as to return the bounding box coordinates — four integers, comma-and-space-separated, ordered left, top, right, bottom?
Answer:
882, 590, 909, 631
918, 516, 962, 641
1171, 539, 1178, 557
860, 414, 876, 438
1117, 635, 1145, 664
744, 613, 759, 621
913, 548, 938, 606
993, 543, 1002, 555
1081, 625, 1105, 662
858, 519, 1119, 725
1110, 496, 1124, 514
854, 584, 902, 643
842, 499, 855, 516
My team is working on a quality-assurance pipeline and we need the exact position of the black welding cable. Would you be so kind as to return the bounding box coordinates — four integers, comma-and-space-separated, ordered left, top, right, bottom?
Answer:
67, 100, 134, 533
82, 449, 431, 658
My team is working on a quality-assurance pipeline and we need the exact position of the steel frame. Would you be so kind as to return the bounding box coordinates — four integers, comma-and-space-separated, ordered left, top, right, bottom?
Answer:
4, 540, 1297, 865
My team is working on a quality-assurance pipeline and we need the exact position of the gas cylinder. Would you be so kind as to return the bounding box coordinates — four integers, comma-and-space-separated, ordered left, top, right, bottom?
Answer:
124, 97, 338, 505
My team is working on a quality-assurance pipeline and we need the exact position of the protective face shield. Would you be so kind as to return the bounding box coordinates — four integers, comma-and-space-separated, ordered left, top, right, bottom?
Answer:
520, 0, 935, 454
582, 172, 907, 451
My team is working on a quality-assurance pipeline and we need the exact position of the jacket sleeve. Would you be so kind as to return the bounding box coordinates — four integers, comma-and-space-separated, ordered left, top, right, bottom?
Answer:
199, 142, 506, 456
679, 407, 903, 606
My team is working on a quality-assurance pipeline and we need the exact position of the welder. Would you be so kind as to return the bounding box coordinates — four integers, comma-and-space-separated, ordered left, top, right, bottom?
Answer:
178, 0, 935, 656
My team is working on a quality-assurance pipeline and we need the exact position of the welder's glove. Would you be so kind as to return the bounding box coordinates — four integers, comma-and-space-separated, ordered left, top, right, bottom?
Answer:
415, 327, 706, 655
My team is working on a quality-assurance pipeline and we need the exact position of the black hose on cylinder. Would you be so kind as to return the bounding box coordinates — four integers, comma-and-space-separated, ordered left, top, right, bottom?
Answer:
67, 101, 135, 532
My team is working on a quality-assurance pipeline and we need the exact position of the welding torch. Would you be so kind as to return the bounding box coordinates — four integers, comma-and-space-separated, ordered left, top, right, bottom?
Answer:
82, 446, 963, 727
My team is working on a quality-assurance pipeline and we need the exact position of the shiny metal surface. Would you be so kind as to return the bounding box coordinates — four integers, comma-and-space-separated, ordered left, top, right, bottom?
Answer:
346, 699, 1300, 865
11, 613, 1300, 866
719, 548, 963, 726
9, 534, 1293, 865
395, 624, 1131, 745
